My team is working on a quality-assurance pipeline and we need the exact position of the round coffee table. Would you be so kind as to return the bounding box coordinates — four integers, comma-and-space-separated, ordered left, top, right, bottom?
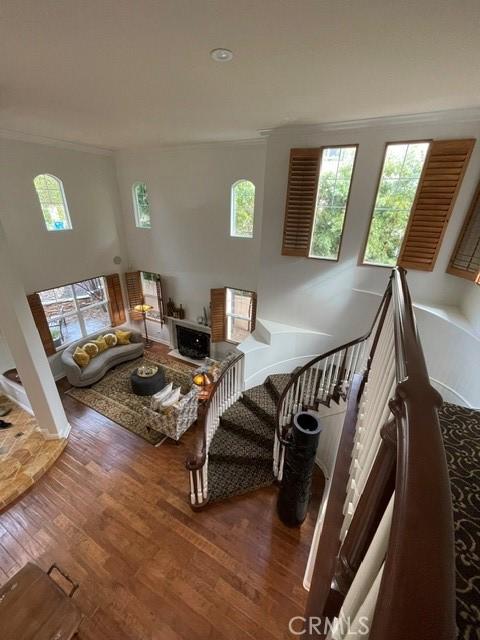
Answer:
130, 368, 165, 396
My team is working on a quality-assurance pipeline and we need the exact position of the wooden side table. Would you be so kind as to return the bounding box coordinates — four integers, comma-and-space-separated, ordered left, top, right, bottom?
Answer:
0, 563, 82, 639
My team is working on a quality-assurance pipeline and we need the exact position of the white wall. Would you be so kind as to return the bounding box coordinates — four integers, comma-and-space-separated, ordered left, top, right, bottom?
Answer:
257, 117, 480, 342
0, 137, 127, 294
461, 281, 480, 336
0, 331, 15, 374
114, 141, 266, 331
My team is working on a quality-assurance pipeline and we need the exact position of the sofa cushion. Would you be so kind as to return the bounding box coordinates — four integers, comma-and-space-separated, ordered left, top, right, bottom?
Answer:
151, 383, 173, 411
159, 387, 181, 410
73, 346, 90, 368
103, 332, 118, 347
83, 342, 99, 358
115, 329, 131, 345
93, 336, 108, 353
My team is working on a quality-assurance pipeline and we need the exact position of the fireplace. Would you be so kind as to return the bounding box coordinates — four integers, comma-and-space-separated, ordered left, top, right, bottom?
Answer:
176, 325, 210, 360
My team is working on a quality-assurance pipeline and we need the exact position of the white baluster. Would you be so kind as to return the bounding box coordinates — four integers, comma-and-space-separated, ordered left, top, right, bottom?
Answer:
317, 356, 328, 403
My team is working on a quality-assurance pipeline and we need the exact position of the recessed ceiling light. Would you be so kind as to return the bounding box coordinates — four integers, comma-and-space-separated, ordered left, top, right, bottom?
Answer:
210, 48, 233, 62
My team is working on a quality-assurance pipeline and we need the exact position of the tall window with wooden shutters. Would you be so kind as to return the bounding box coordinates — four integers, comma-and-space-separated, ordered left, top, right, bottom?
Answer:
125, 271, 165, 323
447, 178, 480, 283
281, 146, 357, 259
210, 288, 257, 344
397, 139, 475, 271
124, 271, 144, 320
362, 138, 475, 270
27, 274, 125, 354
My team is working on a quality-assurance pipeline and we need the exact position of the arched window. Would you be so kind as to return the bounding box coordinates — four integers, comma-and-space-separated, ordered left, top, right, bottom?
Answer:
34, 174, 72, 231
231, 179, 255, 238
132, 182, 151, 228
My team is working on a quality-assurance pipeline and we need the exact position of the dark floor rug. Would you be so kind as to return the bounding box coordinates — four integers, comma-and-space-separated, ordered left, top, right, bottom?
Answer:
439, 401, 480, 640
65, 353, 192, 445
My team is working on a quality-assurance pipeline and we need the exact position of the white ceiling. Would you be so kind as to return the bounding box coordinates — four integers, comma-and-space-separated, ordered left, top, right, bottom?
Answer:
1, 0, 479, 150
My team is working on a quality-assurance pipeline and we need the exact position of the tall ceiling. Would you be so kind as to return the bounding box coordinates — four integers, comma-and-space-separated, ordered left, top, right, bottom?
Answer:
1, 0, 479, 149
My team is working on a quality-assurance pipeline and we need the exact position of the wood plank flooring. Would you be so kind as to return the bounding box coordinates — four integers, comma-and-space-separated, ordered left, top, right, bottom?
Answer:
0, 349, 323, 639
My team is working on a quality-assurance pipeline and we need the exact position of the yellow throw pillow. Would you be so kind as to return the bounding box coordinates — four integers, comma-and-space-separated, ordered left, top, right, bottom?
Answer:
93, 336, 108, 353
103, 332, 118, 347
73, 346, 90, 368
83, 342, 99, 358
115, 329, 132, 345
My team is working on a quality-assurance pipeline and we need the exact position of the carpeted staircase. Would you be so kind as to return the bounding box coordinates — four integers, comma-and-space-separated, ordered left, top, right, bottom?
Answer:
208, 373, 292, 502
438, 401, 480, 640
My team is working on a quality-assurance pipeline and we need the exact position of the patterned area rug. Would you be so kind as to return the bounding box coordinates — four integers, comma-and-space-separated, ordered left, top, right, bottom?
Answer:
65, 353, 193, 445
438, 402, 480, 640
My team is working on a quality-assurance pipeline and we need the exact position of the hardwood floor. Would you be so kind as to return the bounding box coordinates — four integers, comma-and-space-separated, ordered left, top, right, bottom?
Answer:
0, 348, 323, 639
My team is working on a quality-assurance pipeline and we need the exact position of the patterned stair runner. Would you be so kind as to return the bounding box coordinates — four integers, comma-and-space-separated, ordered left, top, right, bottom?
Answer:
207, 374, 291, 502
438, 401, 480, 640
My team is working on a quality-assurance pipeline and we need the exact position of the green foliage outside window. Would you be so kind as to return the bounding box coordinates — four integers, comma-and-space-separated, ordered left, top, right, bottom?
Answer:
310, 147, 357, 260
34, 174, 71, 231
134, 182, 151, 228
231, 180, 255, 237
363, 143, 429, 266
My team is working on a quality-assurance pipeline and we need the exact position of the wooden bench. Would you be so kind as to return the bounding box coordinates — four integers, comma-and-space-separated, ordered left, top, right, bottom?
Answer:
0, 562, 82, 639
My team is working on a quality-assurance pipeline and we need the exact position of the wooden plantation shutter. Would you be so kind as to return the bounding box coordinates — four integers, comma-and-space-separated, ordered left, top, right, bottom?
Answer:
398, 138, 475, 271
155, 275, 166, 324
210, 288, 226, 342
282, 148, 321, 256
124, 271, 144, 320
105, 273, 126, 326
448, 178, 480, 282
249, 291, 257, 333
26, 293, 55, 356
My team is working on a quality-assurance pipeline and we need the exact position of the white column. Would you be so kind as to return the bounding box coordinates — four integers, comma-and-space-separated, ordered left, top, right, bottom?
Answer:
0, 221, 70, 439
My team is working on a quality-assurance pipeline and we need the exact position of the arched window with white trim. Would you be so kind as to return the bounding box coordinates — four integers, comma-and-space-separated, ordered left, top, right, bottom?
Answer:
231, 179, 255, 238
132, 182, 151, 228
34, 174, 72, 231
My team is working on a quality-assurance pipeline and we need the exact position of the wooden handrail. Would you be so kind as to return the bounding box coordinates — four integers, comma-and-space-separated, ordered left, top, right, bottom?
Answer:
304, 267, 455, 638
369, 268, 456, 640
185, 351, 244, 472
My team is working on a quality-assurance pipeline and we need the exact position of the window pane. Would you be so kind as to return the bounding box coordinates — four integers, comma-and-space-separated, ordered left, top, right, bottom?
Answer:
226, 287, 254, 342
229, 291, 251, 317
34, 174, 72, 231
73, 278, 106, 308
228, 317, 250, 343
47, 312, 82, 348
364, 142, 430, 266
38, 277, 112, 350
141, 271, 161, 319
231, 180, 255, 238
309, 146, 356, 260
133, 183, 151, 228
82, 305, 111, 335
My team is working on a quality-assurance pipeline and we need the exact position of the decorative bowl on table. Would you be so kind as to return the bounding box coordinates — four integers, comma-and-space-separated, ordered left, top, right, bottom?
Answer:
137, 365, 159, 378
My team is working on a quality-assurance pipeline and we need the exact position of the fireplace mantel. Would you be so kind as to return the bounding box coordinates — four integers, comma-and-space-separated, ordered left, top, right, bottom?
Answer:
166, 316, 211, 334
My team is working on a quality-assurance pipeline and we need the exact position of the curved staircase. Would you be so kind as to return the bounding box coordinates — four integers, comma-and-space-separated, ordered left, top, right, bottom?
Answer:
207, 374, 291, 502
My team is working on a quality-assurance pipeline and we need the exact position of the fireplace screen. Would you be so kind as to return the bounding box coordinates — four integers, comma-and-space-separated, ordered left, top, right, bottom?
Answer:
176, 325, 210, 360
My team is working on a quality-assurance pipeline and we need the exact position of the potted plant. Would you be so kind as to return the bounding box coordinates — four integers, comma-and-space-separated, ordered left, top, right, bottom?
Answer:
51, 327, 62, 349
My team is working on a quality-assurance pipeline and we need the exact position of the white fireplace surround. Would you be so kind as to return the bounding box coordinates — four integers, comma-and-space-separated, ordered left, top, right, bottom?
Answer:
167, 317, 211, 365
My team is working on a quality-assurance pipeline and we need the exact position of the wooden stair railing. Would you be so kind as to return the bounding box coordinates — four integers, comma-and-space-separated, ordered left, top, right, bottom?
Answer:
304, 267, 456, 640
185, 352, 244, 508
274, 285, 392, 481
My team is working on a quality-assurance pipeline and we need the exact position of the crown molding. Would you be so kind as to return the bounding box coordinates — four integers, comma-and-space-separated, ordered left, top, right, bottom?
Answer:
117, 136, 266, 154
259, 107, 480, 138
0, 128, 113, 155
